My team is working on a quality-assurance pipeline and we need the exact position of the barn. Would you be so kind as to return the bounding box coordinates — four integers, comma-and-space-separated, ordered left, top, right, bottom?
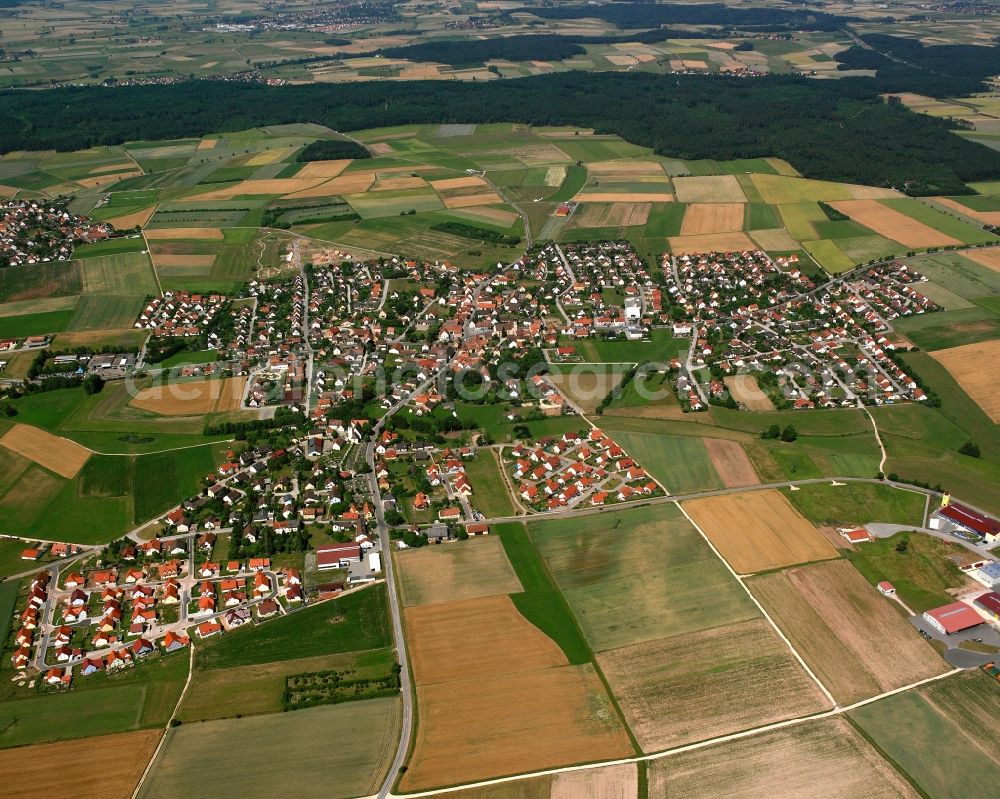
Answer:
974, 592, 1000, 620
930, 500, 1000, 545
922, 601, 983, 635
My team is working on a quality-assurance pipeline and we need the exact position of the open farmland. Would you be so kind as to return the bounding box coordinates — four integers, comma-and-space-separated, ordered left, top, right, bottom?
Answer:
140, 699, 401, 799
129, 377, 246, 416
648, 718, 919, 799
850, 671, 1000, 799
529, 504, 757, 651
703, 438, 759, 488
669, 231, 756, 254
748, 560, 947, 705
683, 490, 839, 573
750, 173, 898, 204
396, 538, 522, 607
0, 424, 91, 478
930, 339, 1000, 423
403, 664, 632, 791
963, 246, 1000, 274
0, 730, 162, 799
829, 200, 960, 248
547, 367, 625, 413
609, 432, 722, 494
673, 175, 746, 203
598, 617, 829, 752
680, 202, 745, 234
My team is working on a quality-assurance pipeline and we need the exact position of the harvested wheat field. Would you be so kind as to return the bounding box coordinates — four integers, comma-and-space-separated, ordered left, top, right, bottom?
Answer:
749, 227, 799, 252
197, 138, 217, 150
431, 176, 490, 191
830, 200, 961, 248
683, 490, 838, 573
703, 438, 759, 488
647, 718, 919, 799
681, 203, 744, 235
193, 178, 328, 200
284, 172, 376, 198
443, 192, 504, 208
243, 147, 298, 166
129, 376, 246, 416
401, 664, 633, 791
405, 595, 565, 684
0, 424, 91, 478
930, 339, 1000, 422
450, 206, 520, 226
748, 560, 947, 705
577, 191, 673, 203
77, 171, 142, 188
396, 537, 522, 607
294, 159, 352, 179
598, 618, 829, 752
588, 160, 669, 182
669, 232, 756, 255
963, 246, 1000, 273
571, 202, 651, 228
544, 166, 567, 186
935, 197, 1000, 226
724, 374, 775, 411
151, 254, 215, 268
373, 175, 427, 191
107, 205, 157, 230
673, 175, 747, 203
144, 228, 223, 240
0, 729, 161, 799
551, 763, 638, 799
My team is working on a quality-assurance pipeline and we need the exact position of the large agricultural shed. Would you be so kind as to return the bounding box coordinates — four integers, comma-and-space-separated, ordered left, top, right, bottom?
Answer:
930, 501, 1000, 545
922, 601, 984, 635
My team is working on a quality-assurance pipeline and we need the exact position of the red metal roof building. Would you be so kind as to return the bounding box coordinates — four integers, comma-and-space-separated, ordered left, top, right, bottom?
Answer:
974, 592, 1000, 619
316, 543, 362, 571
935, 502, 1000, 543
922, 601, 983, 635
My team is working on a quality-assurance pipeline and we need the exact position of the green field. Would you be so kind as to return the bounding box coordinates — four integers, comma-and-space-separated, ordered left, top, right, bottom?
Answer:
850, 671, 1000, 799
781, 483, 927, 528
893, 307, 1000, 350
493, 522, 592, 664
73, 236, 148, 258
141, 698, 401, 799
195, 585, 392, 670
78, 455, 132, 497
845, 531, 968, 612
0, 309, 74, 338
462, 451, 515, 517
0, 261, 83, 303
528, 504, 757, 652
577, 329, 688, 364
610, 431, 723, 494
882, 198, 999, 245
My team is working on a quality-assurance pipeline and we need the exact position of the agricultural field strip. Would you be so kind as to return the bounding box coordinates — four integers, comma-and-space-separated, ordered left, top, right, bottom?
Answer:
393, 666, 963, 799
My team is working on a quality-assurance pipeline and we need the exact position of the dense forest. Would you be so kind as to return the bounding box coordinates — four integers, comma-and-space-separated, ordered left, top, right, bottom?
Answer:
297, 139, 370, 161
836, 34, 1000, 97
1, 71, 997, 194
514, 2, 854, 32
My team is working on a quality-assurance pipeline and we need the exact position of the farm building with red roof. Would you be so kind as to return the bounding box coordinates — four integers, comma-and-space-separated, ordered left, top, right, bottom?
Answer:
922, 601, 983, 635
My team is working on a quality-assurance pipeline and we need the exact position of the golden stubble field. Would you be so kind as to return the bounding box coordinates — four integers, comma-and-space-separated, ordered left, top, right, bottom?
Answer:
748, 560, 948, 705
0, 423, 91, 478
647, 718, 920, 799
396, 537, 522, 607
930, 339, 1000, 423
0, 729, 162, 798
401, 595, 633, 791
683, 489, 839, 573
680, 203, 745, 235
129, 376, 246, 416
830, 200, 960, 248
597, 617, 829, 752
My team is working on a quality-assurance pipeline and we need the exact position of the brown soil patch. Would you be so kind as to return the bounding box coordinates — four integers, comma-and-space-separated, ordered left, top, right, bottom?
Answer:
935, 197, 1000, 225
597, 618, 830, 751
294, 159, 352, 179
648, 718, 920, 799
748, 560, 947, 705
829, 199, 960, 248
431, 176, 489, 191
368, 143, 394, 155
683, 490, 838, 574
930, 339, 1000, 422
725, 374, 775, 411
551, 763, 638, 798
669, 232, 756, 255
0, 729, 162, 799
450, 206, 519, 226
129, 377, 246, 416
144, 228, 223, 240
401, 664, 633, 791
703, 438, 759, 488
405, 595, 566, 685
107, 205, 157, 230
0, 424, 91, 479
283, 172, 375, 198
548, 369, 625, 413
963, 247, 1000, 273
197, 139, 217, 150
396, 537, 522, 607
76, 171, 142, 188
588, 161, 667, 180
374, 176, 427, 191
578, 192, 674, 203
443, 192, 504, 208
681, 203, 745, 235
